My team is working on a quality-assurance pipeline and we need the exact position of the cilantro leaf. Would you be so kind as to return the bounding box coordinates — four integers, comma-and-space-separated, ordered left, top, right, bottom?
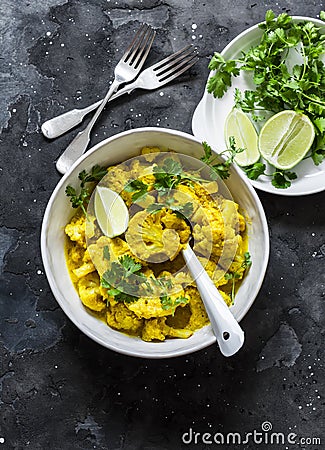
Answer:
311, 147, 325, 165
100, 254, 143, 303
243, 162, 266, 180
124, 179, 148, 201
201, 141, 212, 163
160, 295, 188, 313
147, 201, 194, 219
207, 53, 240, 98
79, 165, 107, 187
118, 255, 142, 277
271, 170, 297, 189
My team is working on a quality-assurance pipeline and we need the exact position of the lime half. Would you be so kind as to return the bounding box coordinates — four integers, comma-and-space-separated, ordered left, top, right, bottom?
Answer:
94, 186, 129, 238
224, 108, 260, 167
258, 110, 315, 170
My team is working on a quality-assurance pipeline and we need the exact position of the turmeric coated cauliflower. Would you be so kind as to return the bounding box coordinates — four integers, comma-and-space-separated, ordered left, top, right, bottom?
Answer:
64, 148, 250, 343
125, 209, 190, 263
141, 317, 193, 342
65, 214, 86, 248
77, 273, 106, 312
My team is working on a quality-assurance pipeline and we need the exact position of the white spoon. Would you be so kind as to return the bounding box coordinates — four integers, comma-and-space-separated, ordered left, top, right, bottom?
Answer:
182, 245, 244, 357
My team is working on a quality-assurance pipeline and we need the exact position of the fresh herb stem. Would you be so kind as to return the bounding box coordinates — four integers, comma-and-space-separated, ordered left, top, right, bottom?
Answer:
225, 252, 252, 303
65, 165, 107, 215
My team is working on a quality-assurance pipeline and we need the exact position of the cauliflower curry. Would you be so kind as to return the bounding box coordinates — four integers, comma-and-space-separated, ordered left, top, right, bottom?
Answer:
65, 147, 250, 342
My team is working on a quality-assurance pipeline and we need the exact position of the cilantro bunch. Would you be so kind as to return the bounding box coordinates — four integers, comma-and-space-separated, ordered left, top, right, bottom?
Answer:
207, 10, 325, 185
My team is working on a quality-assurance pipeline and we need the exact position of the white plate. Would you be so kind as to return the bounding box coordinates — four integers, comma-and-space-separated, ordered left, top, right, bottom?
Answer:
192, 16, 325, 196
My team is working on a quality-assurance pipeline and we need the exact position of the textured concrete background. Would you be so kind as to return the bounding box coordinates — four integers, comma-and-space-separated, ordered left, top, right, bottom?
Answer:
0, 1, 324, 449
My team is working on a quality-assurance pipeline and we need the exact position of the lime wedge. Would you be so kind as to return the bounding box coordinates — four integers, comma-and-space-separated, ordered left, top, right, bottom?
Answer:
258, 110, 315, 170
94, 186, 129, 238
224, 108, 260, 167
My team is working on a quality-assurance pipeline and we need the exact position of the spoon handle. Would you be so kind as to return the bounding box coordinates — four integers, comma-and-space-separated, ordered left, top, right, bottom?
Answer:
182, 246, 244, 357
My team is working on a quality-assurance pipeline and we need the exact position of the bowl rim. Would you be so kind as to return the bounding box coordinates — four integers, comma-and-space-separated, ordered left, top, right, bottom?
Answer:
41, 126, 270, 358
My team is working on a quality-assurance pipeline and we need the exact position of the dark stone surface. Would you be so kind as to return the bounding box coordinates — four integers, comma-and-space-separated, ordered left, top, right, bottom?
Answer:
0, 1, 324, 449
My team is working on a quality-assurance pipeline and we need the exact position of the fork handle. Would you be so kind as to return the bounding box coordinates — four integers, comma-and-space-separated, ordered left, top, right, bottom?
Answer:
56, 80, 120, 174
42, 82, 137, 139
41, 102, 101, 139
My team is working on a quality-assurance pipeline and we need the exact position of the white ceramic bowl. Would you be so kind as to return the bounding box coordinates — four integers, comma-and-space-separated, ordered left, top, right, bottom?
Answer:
41, 127, 269, 358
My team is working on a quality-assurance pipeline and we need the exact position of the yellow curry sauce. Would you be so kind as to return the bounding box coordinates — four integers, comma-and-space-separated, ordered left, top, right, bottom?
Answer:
64, 147, 249, 342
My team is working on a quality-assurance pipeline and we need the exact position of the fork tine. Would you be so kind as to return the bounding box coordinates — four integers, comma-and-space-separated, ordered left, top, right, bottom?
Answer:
157, 54, 199, 83
124, 24, 155, 67
150, 45, 194, 72
154, 46, 197, 76
132, 28, 156, 69
122, 24, 148, 60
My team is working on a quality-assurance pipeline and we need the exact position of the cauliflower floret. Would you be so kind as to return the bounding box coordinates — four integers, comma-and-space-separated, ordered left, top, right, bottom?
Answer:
185, 286, 209, 332
105, 166, 131, 194
65, 214, 86, 248
125, 209, 183, 262
218, 289, 232, 306
87, 236, 112, 277
141, 317, 193, 341
161, 210, 191, 244
220, 199, 240, 231
88, 236, 145, 278
192, 182, 219, 206
77, 273, 106, 312
67, 243, 84, 265
106, 303, 143, 335
228, 247, 247, 276
175, 184, 200, 203
73, 262, 95, 279
197, 257, 217, 279
127, 296, 173, 319
219, 235, 242, 270
109, 237, 144, 264
238, 212, 246, 232
203, 181, 219, 194
192, 223, 214, 258
140, 146, 164, 162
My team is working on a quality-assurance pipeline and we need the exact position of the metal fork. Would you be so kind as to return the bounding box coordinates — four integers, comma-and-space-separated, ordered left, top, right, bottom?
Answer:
44, 45, 198, 143
56, 23, 155, 175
